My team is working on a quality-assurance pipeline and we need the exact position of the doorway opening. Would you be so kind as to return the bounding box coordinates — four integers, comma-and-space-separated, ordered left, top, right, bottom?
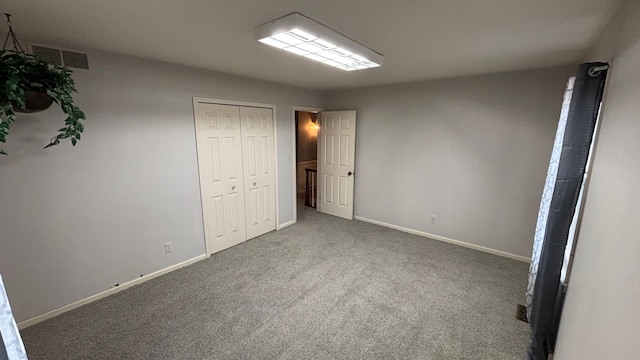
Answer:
294, 110, 320, 216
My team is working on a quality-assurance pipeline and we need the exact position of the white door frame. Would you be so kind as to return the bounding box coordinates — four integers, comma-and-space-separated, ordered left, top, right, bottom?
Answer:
291, 106, 324, 224
193, 97, 278, 256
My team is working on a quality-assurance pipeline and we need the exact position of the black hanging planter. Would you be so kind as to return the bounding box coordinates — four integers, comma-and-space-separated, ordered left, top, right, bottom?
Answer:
13, 90, 54, 113
0, 13, 86, 155
0, 13, 53, 114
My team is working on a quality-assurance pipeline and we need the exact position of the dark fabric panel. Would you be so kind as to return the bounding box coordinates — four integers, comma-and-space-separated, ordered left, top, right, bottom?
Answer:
0, 331, 8, 360
548, 284, 568, 351
528, 62, 608, 360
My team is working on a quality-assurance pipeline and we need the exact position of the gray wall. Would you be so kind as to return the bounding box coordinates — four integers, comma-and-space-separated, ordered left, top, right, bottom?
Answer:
326, 66, 575, 258
0, 49, 323, 322
0, 37, 585, 325
555, 0, 640, 358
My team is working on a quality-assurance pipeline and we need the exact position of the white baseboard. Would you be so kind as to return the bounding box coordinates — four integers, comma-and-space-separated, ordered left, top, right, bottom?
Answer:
354, 216, 530, 263
17, 254, 207, 329
277, 219, 296, 230
16, 219, 528, 329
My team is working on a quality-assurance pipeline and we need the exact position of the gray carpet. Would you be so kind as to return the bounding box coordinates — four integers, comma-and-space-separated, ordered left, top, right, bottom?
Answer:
21, 204, 530, 359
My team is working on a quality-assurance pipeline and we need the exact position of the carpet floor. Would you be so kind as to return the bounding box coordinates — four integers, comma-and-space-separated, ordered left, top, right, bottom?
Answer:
21, 204, 530, 359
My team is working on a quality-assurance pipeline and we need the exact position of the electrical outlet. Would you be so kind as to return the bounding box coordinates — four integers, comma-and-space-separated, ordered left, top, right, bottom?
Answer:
430, 215, 436, 224
164, 242, 173, 254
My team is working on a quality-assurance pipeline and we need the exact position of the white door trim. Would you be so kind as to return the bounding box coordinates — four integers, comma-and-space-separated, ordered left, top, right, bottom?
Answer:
194, 97, 276, 110
292, 106, 324, 224
193, 97, 278, 255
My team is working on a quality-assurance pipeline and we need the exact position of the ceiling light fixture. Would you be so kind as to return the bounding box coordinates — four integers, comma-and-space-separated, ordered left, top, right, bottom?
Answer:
255, 12, 383, 71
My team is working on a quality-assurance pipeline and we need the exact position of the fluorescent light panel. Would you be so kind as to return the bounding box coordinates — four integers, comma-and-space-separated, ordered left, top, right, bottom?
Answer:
255, 12, 383, 71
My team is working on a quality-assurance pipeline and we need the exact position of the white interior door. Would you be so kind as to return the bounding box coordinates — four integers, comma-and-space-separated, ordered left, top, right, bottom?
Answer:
194, 102, 247, 255
240, 106, 277, 239
318, 110, 356, 220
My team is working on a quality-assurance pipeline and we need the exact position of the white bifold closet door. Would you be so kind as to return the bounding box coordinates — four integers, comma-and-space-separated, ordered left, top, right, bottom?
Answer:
194, 102, 276, 255
240, 106, 277, 240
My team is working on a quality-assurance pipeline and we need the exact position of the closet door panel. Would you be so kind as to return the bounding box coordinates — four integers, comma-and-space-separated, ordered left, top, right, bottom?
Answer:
194, 103, 247, 254
240, 107, 276, 239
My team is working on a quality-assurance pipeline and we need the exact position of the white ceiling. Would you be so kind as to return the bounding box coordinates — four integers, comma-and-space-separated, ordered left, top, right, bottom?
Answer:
3, 0, 623, 90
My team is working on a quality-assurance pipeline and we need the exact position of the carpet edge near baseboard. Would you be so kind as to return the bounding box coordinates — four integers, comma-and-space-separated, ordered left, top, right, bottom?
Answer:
353, 216, 531, 263
17, 254, 207, 330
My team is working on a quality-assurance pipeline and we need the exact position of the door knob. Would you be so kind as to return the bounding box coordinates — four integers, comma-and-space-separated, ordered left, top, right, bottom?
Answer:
232, 186, 235, 190
253, 182, 257, 186
348, 171, 352, 176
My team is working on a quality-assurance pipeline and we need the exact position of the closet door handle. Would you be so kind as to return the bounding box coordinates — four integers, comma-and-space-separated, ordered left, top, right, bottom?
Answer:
253, 182, 257, 186
231, 186, 236, 190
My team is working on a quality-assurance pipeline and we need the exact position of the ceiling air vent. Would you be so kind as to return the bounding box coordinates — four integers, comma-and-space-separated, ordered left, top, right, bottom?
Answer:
31, 45, 63, 66
30, 44, 89, 70
61, 50, 89, 70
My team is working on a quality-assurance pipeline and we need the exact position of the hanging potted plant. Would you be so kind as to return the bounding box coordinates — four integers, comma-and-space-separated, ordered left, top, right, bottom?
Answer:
0, 14, 86, 155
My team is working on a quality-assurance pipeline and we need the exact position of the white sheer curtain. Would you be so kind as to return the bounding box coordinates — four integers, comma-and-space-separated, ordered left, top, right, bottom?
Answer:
525, 77, 575, 319
0, 274, 27, 360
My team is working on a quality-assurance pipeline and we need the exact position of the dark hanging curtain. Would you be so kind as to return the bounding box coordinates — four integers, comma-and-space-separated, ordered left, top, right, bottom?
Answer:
0, 331, 8, 360
527, 62, 608, 359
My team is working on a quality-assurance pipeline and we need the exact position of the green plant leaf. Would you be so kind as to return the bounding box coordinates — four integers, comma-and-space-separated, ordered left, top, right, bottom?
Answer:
1, 50, 86, 153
